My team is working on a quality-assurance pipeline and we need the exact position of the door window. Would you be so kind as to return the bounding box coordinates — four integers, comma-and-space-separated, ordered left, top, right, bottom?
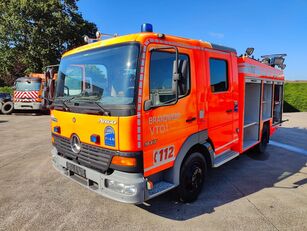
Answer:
209, 58, 228, 92
149, 51, 190, 106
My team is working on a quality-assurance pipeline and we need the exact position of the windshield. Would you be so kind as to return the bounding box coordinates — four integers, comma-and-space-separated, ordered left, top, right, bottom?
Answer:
16, 81, 41, 91
55, 43, 139, 106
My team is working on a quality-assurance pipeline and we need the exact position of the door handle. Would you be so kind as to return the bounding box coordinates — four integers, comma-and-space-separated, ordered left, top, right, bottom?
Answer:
186, 117, 196, 123
226, 109, 233, 113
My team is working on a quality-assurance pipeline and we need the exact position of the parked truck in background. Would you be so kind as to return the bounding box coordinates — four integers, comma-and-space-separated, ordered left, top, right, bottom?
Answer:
13, 66, 58, 113
50, 24, 285, 203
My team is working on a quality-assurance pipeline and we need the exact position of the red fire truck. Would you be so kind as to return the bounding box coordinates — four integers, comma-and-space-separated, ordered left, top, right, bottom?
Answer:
51, 24, 285, 203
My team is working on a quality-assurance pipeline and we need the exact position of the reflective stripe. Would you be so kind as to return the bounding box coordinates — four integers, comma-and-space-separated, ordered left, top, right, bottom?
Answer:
238, 63, 283, 78
215, 139, 239, 152
14, 91, 39, 99
136, 42, 147, 149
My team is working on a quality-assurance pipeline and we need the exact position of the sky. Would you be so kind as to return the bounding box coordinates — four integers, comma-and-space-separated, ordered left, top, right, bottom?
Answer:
77, 0, 307, 80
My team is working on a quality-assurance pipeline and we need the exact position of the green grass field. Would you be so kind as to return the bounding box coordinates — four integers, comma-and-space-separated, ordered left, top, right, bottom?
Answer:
284, 82, 307, 112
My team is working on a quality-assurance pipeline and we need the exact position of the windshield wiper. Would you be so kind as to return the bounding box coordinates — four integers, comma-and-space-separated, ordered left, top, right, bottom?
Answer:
91, 101, 111, 116
55, 97, 75, 111
61, 99, 71, 111
71, 95, 110, 116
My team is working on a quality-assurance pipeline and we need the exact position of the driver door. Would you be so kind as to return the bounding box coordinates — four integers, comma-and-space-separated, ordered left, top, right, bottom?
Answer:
141, 44, 198, 177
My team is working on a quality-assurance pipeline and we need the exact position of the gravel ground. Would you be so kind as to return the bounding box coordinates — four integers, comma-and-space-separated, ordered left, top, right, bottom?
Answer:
0, 113, 306, 231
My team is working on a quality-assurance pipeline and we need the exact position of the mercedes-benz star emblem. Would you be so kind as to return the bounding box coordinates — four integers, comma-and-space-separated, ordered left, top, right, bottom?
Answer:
70, 134, 81, 154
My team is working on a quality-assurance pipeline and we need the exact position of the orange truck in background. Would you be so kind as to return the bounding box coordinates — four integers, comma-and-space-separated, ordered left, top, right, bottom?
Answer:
50, 24, 285, 203
13, 66, 58, 112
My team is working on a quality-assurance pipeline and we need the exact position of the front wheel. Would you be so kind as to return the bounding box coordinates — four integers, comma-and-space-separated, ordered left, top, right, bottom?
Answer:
177, 152, 207, 203
1, 101, 14, 114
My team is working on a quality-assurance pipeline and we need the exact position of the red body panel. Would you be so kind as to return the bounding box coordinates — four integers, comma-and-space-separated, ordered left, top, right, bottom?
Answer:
137, 36, 285, 176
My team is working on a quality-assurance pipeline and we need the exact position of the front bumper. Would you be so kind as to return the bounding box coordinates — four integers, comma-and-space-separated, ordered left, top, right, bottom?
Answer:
14, 102, 42, 110
51, 147, 146, 204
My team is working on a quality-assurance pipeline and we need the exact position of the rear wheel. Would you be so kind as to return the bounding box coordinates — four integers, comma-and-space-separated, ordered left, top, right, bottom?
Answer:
1, 101, 13, 114
177, 152, 207, 203
256, 125, 269, 153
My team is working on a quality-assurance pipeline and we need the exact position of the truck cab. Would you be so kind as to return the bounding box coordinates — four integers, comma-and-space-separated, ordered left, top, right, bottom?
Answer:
14, 76, 44, 111
13, 68, 58, 112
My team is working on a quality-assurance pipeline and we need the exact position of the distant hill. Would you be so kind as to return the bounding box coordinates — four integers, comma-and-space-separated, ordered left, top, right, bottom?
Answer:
284, 82, 307, 112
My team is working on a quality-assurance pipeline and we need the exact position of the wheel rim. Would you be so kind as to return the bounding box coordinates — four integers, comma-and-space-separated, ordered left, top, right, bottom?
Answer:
4, 104, 11, 111
3, 103, 13, 113
184, 162, 204, 193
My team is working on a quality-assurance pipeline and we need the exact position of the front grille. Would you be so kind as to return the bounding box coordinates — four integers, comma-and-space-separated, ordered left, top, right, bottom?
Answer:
53, 134, 113, 173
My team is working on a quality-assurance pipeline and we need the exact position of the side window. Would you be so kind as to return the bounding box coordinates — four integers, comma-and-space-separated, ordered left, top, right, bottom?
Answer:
149, 51, 190, 105
209, 58, 228, 92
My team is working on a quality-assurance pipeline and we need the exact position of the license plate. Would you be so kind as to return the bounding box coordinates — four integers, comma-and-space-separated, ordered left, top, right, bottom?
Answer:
66, 162, 86, 178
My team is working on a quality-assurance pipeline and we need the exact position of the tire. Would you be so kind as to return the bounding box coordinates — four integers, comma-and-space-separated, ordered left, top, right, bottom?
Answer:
1, 101, 13, 114
256, 125, 269, 153
177, 152, 207, 203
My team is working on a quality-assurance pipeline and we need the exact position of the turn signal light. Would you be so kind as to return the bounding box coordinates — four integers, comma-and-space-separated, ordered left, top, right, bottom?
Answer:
111, 156, 137, 167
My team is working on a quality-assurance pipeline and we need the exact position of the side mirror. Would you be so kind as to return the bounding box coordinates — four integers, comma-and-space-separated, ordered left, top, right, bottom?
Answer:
144, 91, 160, 110
245, 47, 254, 56
144, 99, 153, 111
173, 59, 188, 94
172, 61, 180, 94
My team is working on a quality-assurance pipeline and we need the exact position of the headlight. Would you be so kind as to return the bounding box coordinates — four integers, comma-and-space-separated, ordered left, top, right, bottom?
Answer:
105, 179, 137, 196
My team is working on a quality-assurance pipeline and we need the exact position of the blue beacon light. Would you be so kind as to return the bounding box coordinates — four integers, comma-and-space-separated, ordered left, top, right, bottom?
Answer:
141, 23, 153, 32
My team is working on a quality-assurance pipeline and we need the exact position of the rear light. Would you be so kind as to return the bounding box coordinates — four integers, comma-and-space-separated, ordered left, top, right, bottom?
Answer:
53, 126, 61, 134
111, 156, 137, 167
51, 136, 55, 144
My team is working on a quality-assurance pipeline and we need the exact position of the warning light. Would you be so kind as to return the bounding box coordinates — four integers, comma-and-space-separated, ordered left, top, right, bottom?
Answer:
141, 23, 153, 33
53, 126, 61, 134
90, 134, 100, 144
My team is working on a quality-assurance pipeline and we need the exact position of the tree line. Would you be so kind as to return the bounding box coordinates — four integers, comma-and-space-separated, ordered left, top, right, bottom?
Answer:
0, 0, 97, 86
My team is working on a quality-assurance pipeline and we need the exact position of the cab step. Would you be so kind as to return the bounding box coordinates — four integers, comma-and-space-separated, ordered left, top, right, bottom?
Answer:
148, 181, 175, 199
213, 150, 239, 167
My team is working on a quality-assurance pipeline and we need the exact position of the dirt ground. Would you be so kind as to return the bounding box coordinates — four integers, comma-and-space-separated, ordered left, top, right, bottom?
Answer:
0, 113, 306, 231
